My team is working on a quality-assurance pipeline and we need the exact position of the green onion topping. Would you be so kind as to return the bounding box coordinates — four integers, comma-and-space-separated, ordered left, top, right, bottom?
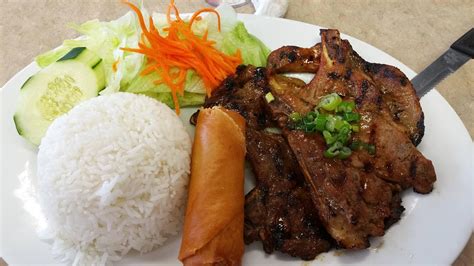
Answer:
288, 93, 374, 159
318, 93, 342, 111
265, 92, 275, 103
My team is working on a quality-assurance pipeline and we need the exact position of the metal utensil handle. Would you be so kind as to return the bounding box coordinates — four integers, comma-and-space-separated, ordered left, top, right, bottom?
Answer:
451, 28, 474, 58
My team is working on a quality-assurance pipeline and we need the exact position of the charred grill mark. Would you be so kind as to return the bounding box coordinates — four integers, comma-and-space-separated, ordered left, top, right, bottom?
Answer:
328, 72, 341, 80
336, 45, 345, 63
257, 112, 267, 127
261, 230, 274, 253
364, 162, 373, 172
255, 67, 267, 81
321, 29, 345, 64
383, 68, 397, 79
262, 85, 271, 94
375, 95, 383, 109
361, 80, 369, 93
272, 220, 290, 249
413, 112, 425, 146
277, 47, 299, 63
409, 158, 418, 178
288, 51, 298, 62
223, 77, 236, 91
364, 62, 383, 75
236, 64, 247, 75
356, 80, 369, 106
344, 69, 352, 80
350, 215, 358, 225
227, 101, 240, 112
393, 108, 403, 121
384, 194, 404, 229
364, 63, 373, 73
369, 127, 377, 148
385, 162, 393, 175
328, 205, 337, 217
330, 172, 347, 186
400, 77, 408, 86
273, 152, 285, 176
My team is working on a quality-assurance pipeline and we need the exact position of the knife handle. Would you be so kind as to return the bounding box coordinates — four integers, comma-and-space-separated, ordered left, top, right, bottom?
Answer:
451, 28, 474, 59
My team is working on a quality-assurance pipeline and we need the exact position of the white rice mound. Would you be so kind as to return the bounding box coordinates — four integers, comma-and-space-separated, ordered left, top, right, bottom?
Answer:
37, 92, 192, 265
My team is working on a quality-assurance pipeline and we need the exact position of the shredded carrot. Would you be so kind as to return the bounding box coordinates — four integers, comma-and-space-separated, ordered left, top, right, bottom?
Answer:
189, 8, 221, 32
121, 0, 242, 114
112, 59, 119, 72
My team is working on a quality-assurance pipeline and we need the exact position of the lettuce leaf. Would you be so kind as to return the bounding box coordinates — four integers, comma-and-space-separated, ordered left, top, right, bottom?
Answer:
219, 22, 270, 67
125, 68, 205, 94
35, 11, 144, 95
35, 3, 271, 110
138, 91, 206, 108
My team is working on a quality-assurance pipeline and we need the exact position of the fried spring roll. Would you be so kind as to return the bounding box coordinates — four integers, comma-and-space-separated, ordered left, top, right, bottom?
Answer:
179, 107, 246, 266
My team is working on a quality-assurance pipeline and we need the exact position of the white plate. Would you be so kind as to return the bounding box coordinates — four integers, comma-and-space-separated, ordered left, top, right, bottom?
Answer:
1, 14, 472, 265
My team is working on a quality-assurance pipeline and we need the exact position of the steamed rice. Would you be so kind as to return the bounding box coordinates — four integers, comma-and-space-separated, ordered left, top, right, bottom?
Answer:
37, 92, 192, 265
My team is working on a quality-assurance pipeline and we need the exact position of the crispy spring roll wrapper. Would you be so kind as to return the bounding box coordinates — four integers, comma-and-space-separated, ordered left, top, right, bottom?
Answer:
179, 107, 246, 266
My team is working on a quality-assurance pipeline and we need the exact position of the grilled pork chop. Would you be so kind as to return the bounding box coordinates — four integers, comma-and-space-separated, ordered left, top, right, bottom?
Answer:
245, 129, 332, 259
266, 35, 424, 146
192, 65, 332, 259
266, 29, 435, 248
193, 28, 436, 257
286, 131, 404, 248
267, 44, 321, 74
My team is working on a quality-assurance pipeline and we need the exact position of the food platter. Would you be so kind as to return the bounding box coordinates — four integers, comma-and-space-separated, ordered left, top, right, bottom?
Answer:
1, 14, 472, 265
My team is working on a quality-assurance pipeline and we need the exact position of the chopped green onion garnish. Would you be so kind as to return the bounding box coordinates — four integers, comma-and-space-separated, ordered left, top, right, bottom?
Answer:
324, 141, 343, 158
323, 130, 336, 145
315, 114, 328, 131
265, 92, 275, 103
350, 140, 376, 155
324, 149, 339, 158
264, 127, 282, 134
334, 118, 346, 131
350, 141, 361, 150
305, 111, 317, 121
336, 101, 355, 113
337, 147, 352, 159
325, 115, 336, 132
318, 93, 342, 111
289, 112, 301, 122
337, 126, 351, 144
367, 144, 376, 155
287, 93, 364, 160
342, 112, 361, 122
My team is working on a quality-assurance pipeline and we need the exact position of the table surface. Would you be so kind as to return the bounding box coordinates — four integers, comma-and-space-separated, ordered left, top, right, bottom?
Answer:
0, 1, 472, 265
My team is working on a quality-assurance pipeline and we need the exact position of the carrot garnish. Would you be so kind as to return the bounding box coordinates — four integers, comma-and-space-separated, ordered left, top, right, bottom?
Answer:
121, 0, 242, 114
112, 59, 119, 72
189, 8, 221, 32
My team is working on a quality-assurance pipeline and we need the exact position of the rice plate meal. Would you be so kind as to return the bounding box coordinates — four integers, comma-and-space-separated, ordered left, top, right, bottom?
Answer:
6, 0, 461, 265
36, 92, 191, 264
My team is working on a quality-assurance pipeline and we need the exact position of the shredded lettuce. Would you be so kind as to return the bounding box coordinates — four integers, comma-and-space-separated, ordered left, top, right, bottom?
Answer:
219, 22, 270, 67
35, 3, 271, 109
124, 4, 270, 98
35, 11, 144, 95
138, 91, 206, 108
202, 4, 270, 66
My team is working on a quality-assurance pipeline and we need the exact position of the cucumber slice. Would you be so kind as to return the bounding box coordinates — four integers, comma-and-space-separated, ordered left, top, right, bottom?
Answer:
58, 47, 102, 68
14, 48, 105, 145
